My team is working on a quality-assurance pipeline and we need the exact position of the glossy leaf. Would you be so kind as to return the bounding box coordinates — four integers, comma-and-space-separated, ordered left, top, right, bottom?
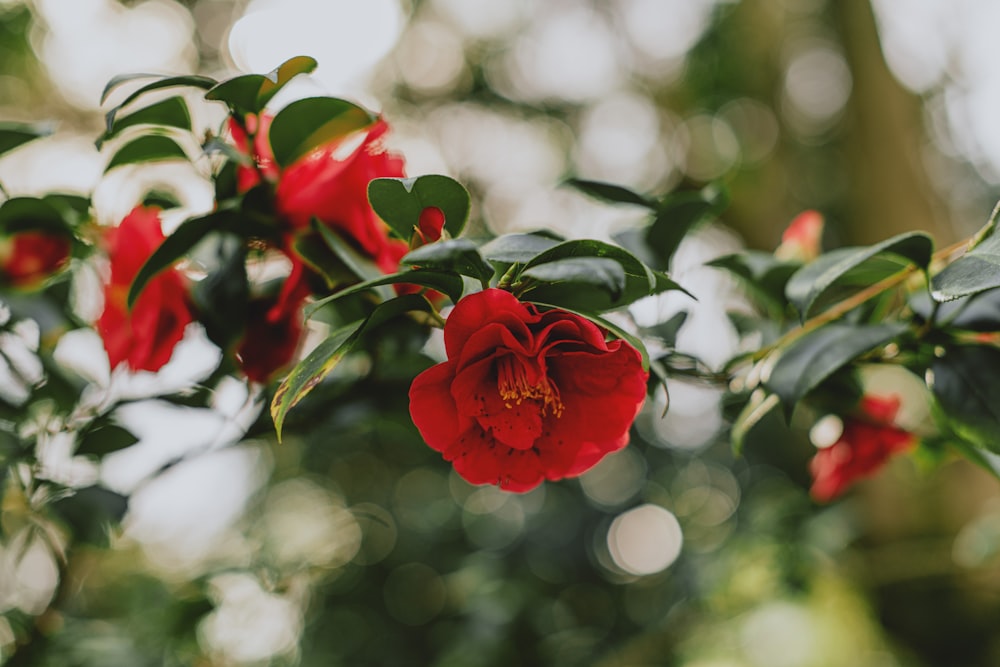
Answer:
479, 233, 562, 264
100, 72, 215, 106
521, 257, 627, 299
271, 293, 434, 438
104, 134, 189, 173
785, 232, 933, 318
765, 322, 909, 417
99, 96, 192, 148
127, 210, 244, 308
76, 423, 139, 457
562, 178, 656, 209
931, 207, 1000, 301
368, 175, 470, 240
0, 121, 54, 158
315, 224, 390, 291
205, 55, 318, 113
931, 345, 1000, 452
646, 185, 728, 268
268, 97, 375, 167
400, 239, 495, 284
191, 236, 249, 351
708, 251, 800, 306
308, 269, 465, 316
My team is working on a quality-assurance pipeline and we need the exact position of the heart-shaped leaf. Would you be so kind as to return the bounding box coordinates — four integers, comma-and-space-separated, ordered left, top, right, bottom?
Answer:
368, 175, 471, 240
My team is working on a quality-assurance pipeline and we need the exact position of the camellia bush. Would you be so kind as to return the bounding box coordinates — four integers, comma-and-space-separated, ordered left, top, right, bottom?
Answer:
3, 55, 1000, 662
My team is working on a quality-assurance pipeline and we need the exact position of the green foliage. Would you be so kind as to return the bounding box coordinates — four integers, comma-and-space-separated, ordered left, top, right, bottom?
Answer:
931, 205, 1000, 301
931, 345, 1000, 452
368, 175, 471, 240
98, 95, 192, 149
268, 96, 376, 167
103, 134, 189, 172
400, 239, 495, 284
205, 55, 318, 114
0, 121, 54, 158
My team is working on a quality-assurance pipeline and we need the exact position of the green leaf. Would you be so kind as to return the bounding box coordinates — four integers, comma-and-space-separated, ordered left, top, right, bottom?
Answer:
931, 204, 1000, 301
646, 184, 728, 268
0, 121, 54, 158
100, 72, 216, 106
707, 251, 800, 307
562, 178, 656, 209
307, 269, 465, 316
99, 96, 192, 148
191, 235, 249, 351
315, 224, 390, 294
521, 257, 626, 300
0, 197, 71, 234
368, 175, 471, 240
268, 97, 376, 167
127, 210, 243, 308
731, 390, 781, 455
930, 345, 1000, 452
271, 293, 434, 438
104, 134, 189, 172
519, 238, 692, 311
401, 239, 495, 284
205, 55, 318, 114
479, 233, 562, 264
785, 232, 933, 318
764, 322, 909, 417
76, 423, 139, 457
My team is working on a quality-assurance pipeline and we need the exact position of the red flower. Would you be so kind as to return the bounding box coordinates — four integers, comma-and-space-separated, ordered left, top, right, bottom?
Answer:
236, 271, 311, 384
775, 210, 824, 262
97, 206, 194, 372
0, 231, 71, 288
809, 394, 916, 502
409, 289, 648, 492
230, 113, 408, 274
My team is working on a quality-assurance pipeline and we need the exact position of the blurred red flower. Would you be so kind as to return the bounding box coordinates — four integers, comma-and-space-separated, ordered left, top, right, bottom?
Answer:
0, 231, 71, 288
97, 206, 194, 372
236, 272, 310, 384
409, 288, 648, 492
809, 394, 916, 502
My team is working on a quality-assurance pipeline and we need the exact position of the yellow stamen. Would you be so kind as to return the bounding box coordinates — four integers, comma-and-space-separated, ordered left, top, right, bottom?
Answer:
497, 356, 564, 417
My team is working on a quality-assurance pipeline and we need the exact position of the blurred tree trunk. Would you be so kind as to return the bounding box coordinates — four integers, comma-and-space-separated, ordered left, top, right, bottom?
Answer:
831, 0, 951, 244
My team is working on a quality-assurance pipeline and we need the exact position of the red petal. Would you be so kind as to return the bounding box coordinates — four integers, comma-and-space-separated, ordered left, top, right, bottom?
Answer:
410, 361, 466, 452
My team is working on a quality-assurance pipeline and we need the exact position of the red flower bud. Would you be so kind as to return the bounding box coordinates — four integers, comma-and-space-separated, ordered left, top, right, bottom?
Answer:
775, 210, 824, 262
0, 231, 71, 288
409, 288, 648, 492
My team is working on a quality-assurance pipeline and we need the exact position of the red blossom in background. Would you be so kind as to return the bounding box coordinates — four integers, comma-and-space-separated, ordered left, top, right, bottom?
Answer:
97, 205, 194, 372
775, 209, 824, 262
230, 114, 408, 275
0, 231, 71, 288
409, 288, 648, 492
809, 394, 916, 502
236, 273, 311, 384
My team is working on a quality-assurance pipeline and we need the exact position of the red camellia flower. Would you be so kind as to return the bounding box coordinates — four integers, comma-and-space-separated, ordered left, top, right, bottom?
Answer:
409, 288, 649, 492
809, 394, 916, 502
0, 231, 71, 288
236, 274, 311, 384
230, 113, 408, 274
97, 205, 195, 372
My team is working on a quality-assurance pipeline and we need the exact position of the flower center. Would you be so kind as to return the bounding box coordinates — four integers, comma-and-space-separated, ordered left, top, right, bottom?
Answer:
497, 356, 564, 418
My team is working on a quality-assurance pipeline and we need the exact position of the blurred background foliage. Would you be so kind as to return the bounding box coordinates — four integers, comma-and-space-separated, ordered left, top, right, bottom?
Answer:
3, 0, 1000, 665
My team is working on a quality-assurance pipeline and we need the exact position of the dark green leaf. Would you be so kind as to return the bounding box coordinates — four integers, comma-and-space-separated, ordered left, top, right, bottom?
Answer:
76, 424, 139, 457
646, 184, 728, 268
708, 251, 800, 306
368, 175, 471, 240
50, 486, 128, 547
401, 239, 495, 284
99, 96, 192, 148
930, 202, 1000, 302
0, 121, 55, 158
521, 257, 626, 299
127, 210, 244, 308
308, 269, 465, 316
205, 55, 318, 113
104, 134, 189, 172
479, 233, 562, 263
651, 311, 688, 348
931, 345, 1000, 452
191, 235, 249, 351
562, 178, 656, 208
0, 197, 71, 234
268, 97, 376, 167
271, 293, 434, 438
315, 224, 391, 296
764, 322, 909, 417
100, 72, 216, 106
785, 232, 933, 318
